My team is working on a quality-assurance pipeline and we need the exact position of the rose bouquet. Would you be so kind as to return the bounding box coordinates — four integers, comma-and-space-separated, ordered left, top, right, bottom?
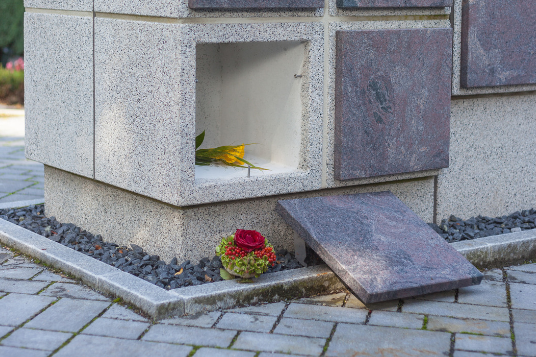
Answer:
215, 229, 276, 279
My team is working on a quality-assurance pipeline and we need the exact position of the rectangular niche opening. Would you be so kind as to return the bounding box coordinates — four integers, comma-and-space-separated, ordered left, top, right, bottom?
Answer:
195, 41, 306, 182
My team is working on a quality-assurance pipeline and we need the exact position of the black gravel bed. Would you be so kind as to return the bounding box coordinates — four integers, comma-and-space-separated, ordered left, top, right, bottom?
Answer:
429, 208, 536, 243
0, 204, 317, 290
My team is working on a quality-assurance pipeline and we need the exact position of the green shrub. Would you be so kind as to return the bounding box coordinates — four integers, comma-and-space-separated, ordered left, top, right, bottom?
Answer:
0, 65, 24, 105
0, 0, 24, 64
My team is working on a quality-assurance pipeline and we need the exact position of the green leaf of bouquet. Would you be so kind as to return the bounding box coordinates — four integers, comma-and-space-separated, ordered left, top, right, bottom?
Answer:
195, 131, 205, 150
220, 268, 235, 280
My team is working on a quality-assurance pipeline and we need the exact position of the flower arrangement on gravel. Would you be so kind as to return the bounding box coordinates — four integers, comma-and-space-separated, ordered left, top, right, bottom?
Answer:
215, 229, 277, 279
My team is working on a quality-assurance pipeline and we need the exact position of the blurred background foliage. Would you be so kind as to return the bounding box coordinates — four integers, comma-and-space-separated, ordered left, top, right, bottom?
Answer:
0, 0, 24, 66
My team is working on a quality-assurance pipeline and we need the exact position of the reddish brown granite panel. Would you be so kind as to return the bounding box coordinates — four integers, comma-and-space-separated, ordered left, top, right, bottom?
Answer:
334, 28, 452, 181
337, 0, 452, 8
189, 0, 324, 10
461, 0, 536, 88
276, 192, 483, 304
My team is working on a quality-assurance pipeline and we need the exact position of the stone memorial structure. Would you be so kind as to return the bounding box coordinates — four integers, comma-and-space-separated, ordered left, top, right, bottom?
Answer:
24, 0, 536, 267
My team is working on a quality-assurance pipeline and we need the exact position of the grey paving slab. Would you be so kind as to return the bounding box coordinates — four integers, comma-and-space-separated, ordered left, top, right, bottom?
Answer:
228, 302, 286, 316
454, 352, 492, 357
507, 270, 536, 285
160, 311, 222, 327
402, 300, 510, 322
54, 335, 193, 357
25, 298, 110, 332
513, 309, 536, 325
143, 324, 237, 348
100, 304, 149, 322
413, 289, 456, 302
482, 269, 504, 282
82, 318, 150, 339
297, 292, 347, 307
16, 188, 45, 197
510, 263, 536, 273
193, 348, 255, 357
0, 267, 42, 280
0, 325, 14, 338
0, 253, 12, 265
515, 322, 536, 357
0, 180, 34, 193
216, 313, 277, 333
326, 323, 451, 357
39, 282, 110, 301
0, 174, 34, 181
274, 317, 334, 338
0, 258, 42, 270
0, 346, 48, 357
2, 328, 72, 351
284, 303, 368, 324
457, 280, 508, 307
368, 311, 424, 329
455, 334, 512, 355
427, 316, 511, 337
0, 293, 56, 326
31, 270, 75, 283
0, 277, 49, 294
233, 331, 325, 356
258, 354, 303, 357
0, 194, 44, 203
510, 283, 536, 311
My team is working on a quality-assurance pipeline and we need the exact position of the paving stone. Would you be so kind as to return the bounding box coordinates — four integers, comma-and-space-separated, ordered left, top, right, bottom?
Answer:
0, 293, 56, 326
427, 316, 511, 337
216, 313, 277, 333
277, 192, 481, 304
455, 334, 512, 354
0, 257, 42, 270
39, 282, 110, 301
0, 174, 34, 181
193, 348, 255, 357
82, 317, 150, 339
0, 325, 13, 337
0, 346, 48, 357
284, 303, 368, 324
509, 264, 536, 274
25, 298, 110, 332
368, 311, 424, 329
229, 302, 286, 316
454, 352, 491, 357
31, 270, 75, 283
0, 267, 43, 280
142, 324, 236, 348
2, 328, 72, 351
54, 335, 192, 357
100, 303, 149, 322
0, 251, 12, 265
297, 292, 347, 307
482, 269, 504, 282
233, 331, 325, 356
16, 188, 45, 197
507, 270, 536, 285
413, 289, 456, 303
0, 180, 34, 193
402, 300, 510, 322
326, 323, 451, 357
510, 283, 536, 311
514, 322, 536, 357
0, 193, 43, 203
258, 354, 303, 357
512, 309, 536, 325
0, 278, 49, 294
274, 317, 334, 338
458, 280, 508, 307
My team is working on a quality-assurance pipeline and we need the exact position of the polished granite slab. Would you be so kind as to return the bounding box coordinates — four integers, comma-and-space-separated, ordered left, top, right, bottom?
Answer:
337, 0, 452, 8
188, 0, 324, 10
334, 28, 452, 180
276, 191, 483, 303
461, 0, 536, 88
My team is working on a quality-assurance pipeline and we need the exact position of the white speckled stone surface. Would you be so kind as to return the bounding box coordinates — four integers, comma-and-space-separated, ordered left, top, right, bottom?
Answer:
436, 93, 536, 220
451, 0, 536, 95
24, 0, 93, 11
24, 12, 94, 178
44, 166, 434, 264
95, 19, 323, 206
94, 0, 322, 18
324, 20, 450, 189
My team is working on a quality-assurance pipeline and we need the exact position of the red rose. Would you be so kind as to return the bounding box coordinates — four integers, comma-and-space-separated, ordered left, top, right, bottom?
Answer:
234, 229, 265, 252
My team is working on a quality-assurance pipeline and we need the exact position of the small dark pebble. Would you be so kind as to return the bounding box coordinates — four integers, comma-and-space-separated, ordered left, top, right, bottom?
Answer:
0, 204, 319, 291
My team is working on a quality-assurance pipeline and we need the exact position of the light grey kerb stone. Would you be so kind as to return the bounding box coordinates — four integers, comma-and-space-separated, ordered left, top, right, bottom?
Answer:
24, 12, 94, 178
25, 0, 93, 11
95, 20, 324, 206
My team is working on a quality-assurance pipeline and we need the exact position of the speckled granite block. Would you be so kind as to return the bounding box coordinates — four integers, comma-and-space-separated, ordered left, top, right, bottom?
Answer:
276, 192, 482, 303
460, 0, 536, 88
95, 20, 323, 206
336, 0, 451, 8
24, 0, 93, 11
334, 28, 452, 181
45, 166, 433, 264
24, 13, 94, 178
189, 0, 323, 10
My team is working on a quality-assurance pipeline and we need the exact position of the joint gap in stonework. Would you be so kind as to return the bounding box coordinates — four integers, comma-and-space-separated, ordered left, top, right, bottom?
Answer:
227, 331, 241, 349
320, 322, 338, 357
504, 269, 518, 357
454, 289, 459, 303
364, 310, 372, 325
35, 280, 56, 295
211, 311, 226, 329
269, 301, 290, 334
396, 299, 404, 312
341, 292, 350, 308
449, 333, 455, 357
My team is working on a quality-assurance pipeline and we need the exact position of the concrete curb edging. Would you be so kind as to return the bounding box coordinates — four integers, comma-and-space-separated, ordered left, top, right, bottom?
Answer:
1, 216, 535, 319
0, 199, 45, 210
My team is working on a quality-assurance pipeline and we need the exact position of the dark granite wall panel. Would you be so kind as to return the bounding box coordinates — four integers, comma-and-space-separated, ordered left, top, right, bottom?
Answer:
337, 0, 452, 8
189, 0, 324, 10
461, 0, 536, 88
334, 28, 452, 181
277, 192, 483, 303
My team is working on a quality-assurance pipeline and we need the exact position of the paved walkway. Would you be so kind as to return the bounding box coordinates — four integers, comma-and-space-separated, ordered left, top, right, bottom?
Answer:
0, 108, 44, 205
0, 244, 535, 357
